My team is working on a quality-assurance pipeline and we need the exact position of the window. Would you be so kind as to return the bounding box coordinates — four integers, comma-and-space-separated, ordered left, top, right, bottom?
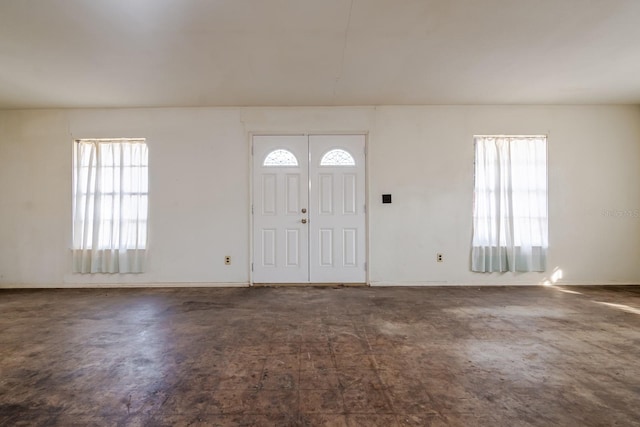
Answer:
263, 149, 298, 166
471, 135, 547, 272
320, 149, 356, 166
72, 138, 148, 273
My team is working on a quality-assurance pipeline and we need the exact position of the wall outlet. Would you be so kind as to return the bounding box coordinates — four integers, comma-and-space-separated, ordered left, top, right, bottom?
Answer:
225, 256, 231, 265
437, 253, 443, 262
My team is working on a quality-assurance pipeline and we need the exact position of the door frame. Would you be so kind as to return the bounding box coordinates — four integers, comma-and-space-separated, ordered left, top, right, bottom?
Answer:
248, 132, 369, 286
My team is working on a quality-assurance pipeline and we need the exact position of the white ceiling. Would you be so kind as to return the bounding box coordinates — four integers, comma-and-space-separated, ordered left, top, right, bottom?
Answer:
1, 0, 640, 109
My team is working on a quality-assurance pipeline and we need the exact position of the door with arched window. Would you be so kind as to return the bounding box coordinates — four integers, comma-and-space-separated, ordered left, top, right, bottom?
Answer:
252, 134, 366, 284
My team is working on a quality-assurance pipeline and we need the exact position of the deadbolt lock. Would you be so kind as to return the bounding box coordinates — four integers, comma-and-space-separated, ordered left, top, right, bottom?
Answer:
301, 218, 308, 224
301, 208, 307, 213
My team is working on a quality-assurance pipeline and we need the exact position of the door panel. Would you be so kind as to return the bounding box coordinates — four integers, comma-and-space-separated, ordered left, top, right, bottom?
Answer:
343, 174, 357, 214
261, 229, 276, 266
285, 229, 300, 266
285, 175, 301, 214
309, 135, 366, 283
261, 174, 277, 214
253, 136, 309, 283
319, 175, 333, 214
343, 228, 357, 267
253, 134, 366, 284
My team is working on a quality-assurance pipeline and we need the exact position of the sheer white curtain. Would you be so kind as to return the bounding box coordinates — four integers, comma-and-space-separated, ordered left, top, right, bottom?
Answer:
72, 139, 148, 273
471, 136, 547, 272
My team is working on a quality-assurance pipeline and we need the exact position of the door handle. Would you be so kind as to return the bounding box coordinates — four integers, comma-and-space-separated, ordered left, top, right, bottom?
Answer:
301, 218, 308, 224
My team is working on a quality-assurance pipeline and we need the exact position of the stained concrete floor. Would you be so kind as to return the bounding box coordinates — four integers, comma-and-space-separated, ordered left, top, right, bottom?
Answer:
0, 286, 639, 427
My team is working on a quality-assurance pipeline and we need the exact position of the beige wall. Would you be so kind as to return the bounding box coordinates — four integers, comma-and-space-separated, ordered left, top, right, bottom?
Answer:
1, 105, 639, 287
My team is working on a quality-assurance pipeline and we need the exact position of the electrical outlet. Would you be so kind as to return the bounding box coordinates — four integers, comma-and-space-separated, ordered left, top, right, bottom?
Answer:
437, 253, 443, 262
225, 256, 231, 265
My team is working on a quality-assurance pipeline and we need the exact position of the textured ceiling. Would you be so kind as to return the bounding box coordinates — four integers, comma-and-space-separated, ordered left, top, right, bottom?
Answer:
1, 0, 640, 108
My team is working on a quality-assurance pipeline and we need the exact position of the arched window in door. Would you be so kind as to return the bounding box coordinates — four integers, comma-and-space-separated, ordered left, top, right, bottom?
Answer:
263, 149, 299, 166
320, 149, 356, 166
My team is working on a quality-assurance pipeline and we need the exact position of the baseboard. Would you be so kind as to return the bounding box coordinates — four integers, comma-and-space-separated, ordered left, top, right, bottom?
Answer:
370, 281, 450, 287
0, 282, 251, 289
369, 281, 640, 287
2, 281, 637, 289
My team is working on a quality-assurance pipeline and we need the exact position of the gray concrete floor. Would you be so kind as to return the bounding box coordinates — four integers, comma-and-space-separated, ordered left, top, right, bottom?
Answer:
0, 285, 639, 426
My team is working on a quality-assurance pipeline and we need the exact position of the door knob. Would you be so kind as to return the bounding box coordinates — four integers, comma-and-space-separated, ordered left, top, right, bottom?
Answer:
301, 218, 308, 224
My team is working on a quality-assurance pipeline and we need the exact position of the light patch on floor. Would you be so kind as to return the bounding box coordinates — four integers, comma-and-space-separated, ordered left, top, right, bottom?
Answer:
444, 305, 573, 318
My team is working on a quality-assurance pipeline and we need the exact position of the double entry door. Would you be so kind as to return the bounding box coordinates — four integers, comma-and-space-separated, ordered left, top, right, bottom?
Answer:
253, 134, 366, 284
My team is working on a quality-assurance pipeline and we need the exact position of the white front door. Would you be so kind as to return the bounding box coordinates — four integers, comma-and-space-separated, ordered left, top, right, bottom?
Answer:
253, 134, 366, 284
252, 135, 309, 283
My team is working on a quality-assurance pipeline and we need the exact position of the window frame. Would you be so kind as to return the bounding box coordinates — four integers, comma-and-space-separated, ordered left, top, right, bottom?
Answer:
472, 134, 549, 249
72, 138, 149, 251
